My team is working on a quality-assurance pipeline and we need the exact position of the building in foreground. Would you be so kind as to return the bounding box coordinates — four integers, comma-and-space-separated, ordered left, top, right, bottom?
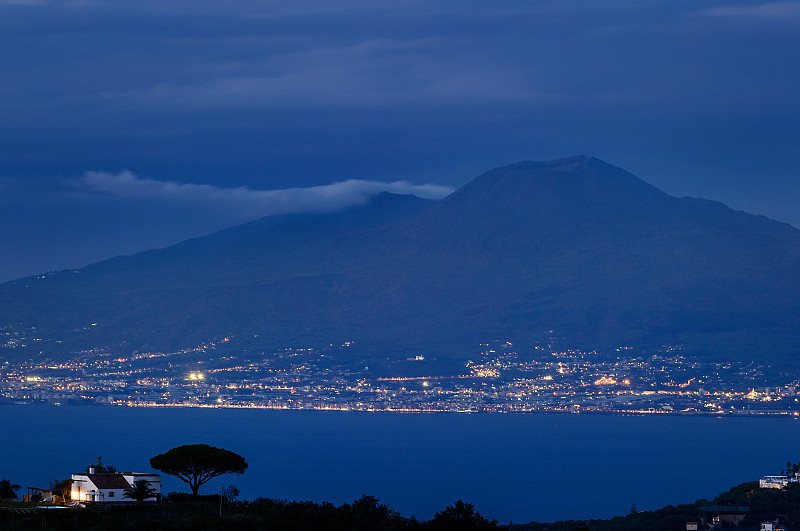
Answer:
70, 469, 161, 503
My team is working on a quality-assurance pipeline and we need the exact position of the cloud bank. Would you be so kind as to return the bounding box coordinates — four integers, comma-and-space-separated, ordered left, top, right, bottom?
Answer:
77, 170, 453, 219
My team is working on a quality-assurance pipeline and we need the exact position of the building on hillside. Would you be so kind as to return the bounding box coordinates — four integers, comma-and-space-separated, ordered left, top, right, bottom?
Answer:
22, 487, 55, 503
698, 506, 749, 527
70, 470, 161, 503
761, 521, 787, 531
760, 475, 791, 489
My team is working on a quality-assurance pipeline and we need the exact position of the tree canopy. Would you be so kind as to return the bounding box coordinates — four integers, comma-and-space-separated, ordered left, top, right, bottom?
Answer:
150, 444, 247, 498
429, 500, 498, 530
86, 456, 117, 473
0, 479, 20, 499
52, 479, 73, 502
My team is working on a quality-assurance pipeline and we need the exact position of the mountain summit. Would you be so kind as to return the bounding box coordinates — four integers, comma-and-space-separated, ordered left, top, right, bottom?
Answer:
444, 155, 669, 212
409, 155, 676, 245
2, 157, 800, 364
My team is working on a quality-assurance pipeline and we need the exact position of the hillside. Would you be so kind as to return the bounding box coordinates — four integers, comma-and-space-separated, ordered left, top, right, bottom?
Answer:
2, 156, 800, 364
2, 479, 798, 530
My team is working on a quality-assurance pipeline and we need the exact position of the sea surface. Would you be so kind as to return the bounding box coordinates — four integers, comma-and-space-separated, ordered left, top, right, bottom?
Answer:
2, 405, 797, 524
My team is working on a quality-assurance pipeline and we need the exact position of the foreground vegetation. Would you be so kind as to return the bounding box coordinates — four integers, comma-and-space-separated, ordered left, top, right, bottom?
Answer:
0, 495, 498, 531
4, 480, 800, 530
513, 480, 800, 531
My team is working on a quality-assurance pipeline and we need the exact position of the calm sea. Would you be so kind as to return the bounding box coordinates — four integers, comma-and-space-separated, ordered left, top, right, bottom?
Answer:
2, 405, 797, 523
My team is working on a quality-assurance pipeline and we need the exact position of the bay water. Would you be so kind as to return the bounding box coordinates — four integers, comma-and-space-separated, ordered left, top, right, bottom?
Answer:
2, 405, 797, 524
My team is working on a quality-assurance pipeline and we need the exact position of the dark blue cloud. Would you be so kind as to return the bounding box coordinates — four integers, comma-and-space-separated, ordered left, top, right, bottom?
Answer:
1, 0, 799, 281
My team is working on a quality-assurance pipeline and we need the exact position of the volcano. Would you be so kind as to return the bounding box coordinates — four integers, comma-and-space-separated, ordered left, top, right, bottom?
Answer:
3, 156, 799, 364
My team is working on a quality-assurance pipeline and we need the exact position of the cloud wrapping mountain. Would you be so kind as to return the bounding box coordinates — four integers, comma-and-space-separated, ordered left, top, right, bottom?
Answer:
77, 170, 454, 217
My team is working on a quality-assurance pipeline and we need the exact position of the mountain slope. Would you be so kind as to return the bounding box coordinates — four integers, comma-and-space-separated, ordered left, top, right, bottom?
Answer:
387, 157, 800, 356
2, 156, 800, 363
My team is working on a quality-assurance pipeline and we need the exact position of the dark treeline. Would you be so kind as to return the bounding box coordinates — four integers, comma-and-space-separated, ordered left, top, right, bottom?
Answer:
4, 481, 800, 530
513, 480, 800, 531
0, 495, 498, 531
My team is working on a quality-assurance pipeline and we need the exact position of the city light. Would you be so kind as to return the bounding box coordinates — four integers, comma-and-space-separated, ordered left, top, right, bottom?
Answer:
1, 337, 798, 415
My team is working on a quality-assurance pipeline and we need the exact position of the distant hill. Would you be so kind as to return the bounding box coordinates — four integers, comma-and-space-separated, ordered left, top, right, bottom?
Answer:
2, 155, 800, 364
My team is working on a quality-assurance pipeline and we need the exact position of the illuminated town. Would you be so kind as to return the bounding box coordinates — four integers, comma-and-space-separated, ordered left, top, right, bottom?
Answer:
2, 328, 799, 415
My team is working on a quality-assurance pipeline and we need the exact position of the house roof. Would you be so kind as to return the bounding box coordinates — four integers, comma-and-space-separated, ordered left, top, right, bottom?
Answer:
86, 474, 131, 490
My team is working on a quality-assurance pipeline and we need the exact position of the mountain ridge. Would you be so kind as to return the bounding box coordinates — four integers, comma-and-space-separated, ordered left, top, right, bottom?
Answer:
2, 156, 800, 365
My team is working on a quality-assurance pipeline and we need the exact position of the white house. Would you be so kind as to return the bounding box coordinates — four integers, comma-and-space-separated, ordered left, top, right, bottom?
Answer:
759, 475, 791, 489
123, 472, 161, 499
70, 470, 161, 503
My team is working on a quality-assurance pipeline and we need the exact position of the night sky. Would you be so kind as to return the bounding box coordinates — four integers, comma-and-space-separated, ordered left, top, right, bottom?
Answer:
1, 0, 799, 282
